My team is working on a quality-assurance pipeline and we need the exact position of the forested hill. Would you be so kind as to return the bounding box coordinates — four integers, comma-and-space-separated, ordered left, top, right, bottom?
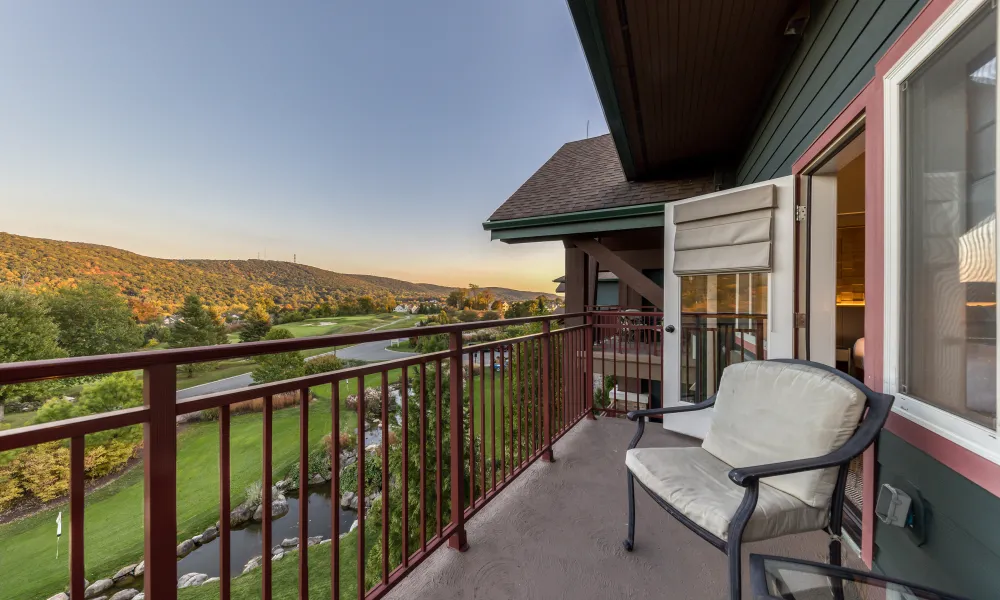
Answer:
0, 232, 553, 314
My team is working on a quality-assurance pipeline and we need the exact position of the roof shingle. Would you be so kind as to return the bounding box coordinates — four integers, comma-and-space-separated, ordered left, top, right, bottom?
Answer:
487, 134, 716, 222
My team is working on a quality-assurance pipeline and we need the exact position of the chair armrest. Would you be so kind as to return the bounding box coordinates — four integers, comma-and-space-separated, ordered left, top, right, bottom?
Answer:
728, 406, 887, 487
626, 397, 715, 421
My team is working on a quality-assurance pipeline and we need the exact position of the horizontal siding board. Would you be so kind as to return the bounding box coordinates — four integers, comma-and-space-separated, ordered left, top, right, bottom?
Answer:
744, 0, 880, 183
738, 0, 927, 185
761, 0, 927, 181
876, 432, 1000, 598
737, 0, 858, 183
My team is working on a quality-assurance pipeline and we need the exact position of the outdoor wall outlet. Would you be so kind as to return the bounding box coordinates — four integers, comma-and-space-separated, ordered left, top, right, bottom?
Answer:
875, 483, 912, 527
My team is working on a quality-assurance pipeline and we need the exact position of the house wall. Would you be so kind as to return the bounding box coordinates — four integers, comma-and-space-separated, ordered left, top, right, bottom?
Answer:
738, 0, 928, 186
785, 0, 1000, 592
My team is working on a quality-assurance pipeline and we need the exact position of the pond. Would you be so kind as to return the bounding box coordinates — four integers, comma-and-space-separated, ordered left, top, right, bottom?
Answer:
176, 485, 358, 578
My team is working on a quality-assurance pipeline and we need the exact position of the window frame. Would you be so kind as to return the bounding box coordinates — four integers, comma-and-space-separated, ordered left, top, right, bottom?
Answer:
883, 0, 1000, 465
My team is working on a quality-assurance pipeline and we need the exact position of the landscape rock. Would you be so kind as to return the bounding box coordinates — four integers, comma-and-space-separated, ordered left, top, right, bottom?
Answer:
308, 535, 323, 546
243, 555, 262, 574
309, 473, 325, 485
273, 550, 285, 561
46, 593, 69, 600
176, 539, 196, 558
133, 561, 145, 577
349, 519, 358, 533
320, 538, 333, 545
112, 564, 137, 585
177, 573, 209, 588
253, 497, 289, 522
200, 526, 219, 544
340, 491, 356, 508
204, 577, 220, 586
85, 579, 114, 598
108, 590, 139, 600
230, 504, 254, 527
191, 534, 203, 546
134, 594, 144, 600
280, 537, 299, 548
275, 479, 291, 491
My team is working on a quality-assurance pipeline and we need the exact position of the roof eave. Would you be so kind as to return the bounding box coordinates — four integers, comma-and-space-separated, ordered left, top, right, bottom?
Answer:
482, 203, 664, 243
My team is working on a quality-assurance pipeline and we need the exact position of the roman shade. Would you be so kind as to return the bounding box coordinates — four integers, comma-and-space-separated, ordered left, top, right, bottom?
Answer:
672, 184, 775, 275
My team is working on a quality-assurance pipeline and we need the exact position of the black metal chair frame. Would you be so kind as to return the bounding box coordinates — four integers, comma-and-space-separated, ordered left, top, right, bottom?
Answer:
623, 359, 894, 600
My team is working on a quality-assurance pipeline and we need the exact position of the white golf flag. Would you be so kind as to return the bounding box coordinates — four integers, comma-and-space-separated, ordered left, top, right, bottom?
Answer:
56, 511, 62, 537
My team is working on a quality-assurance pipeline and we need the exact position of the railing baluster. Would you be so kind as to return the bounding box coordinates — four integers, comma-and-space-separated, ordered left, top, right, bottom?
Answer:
401, 366, 409, 568
500, 344, 507, 481
381, 371, 390, 584
143, 364, 177, 600
586, 315, 595, 419
299, 387, 309, 599
332, 380, 340, 600
219, 405, 231, 600
419, 362, 427, 552
356, 376, 365, 599
70, 436, 85, 600
490, 347, 496, 491
263, 394, 273, 600
467, 349, 475, 505
541, 321, 553, 462
479, 349, 486, 499
435, 359, 443, 541
448, 331, 468, 551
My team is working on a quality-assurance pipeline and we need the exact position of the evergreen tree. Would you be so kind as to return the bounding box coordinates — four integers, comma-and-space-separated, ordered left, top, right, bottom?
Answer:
239, 303, 272, 342
170, 295, 228, 348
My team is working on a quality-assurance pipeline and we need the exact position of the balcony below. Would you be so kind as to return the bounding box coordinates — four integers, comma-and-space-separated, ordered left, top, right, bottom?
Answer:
385, 417, 857, 600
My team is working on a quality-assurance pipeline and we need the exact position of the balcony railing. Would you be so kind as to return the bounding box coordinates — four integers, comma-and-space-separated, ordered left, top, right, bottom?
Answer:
0, 313, 595, 600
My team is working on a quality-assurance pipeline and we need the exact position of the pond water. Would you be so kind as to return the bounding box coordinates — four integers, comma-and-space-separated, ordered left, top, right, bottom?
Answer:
176, 485, 358, 578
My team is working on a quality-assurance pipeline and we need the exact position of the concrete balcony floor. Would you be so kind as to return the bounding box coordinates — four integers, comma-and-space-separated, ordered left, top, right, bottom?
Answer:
387, 417, 860, 600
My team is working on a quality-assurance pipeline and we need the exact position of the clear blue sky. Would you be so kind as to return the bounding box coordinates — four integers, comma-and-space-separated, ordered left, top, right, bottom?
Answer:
0, 2, 609, 293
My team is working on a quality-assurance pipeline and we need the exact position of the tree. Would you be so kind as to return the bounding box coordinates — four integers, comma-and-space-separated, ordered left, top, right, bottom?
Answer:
75, 372, 144, 415
535, 296, 548, 315
239, 303, 272, 342
170, 295, 228, 348
479, 288, 495, 311
0, 287, 66, 421
251, 328, 305, 384
45, 282, 144, 357
446, 289, 467, 308
357, 296, 376, 314
127, 297, 162, 323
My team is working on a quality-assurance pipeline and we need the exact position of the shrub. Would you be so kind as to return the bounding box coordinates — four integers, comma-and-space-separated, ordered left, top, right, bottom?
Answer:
304, 354, 344, 376
244, 480, 263, 506
13, 442, 69, 502
76, 373, 143, 415
0, 466, 23, 511
84, 439, 137, 479
200, 390, 302, 420
34, 397, 76, 425
338, 431, 356, 452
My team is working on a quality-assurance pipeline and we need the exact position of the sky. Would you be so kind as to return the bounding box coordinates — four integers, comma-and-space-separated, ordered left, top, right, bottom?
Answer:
0, 2, 609, 294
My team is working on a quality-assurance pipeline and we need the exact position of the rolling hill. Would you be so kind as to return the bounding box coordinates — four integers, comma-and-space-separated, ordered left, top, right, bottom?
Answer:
0, 232, 555, 314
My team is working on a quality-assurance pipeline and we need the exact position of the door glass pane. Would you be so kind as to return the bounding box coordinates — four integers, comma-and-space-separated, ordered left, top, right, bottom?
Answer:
902, 4, 997, 430
679, 273, 768, 402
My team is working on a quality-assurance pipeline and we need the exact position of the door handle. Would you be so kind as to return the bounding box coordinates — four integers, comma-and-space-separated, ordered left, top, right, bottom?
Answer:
665, 325, 675, 333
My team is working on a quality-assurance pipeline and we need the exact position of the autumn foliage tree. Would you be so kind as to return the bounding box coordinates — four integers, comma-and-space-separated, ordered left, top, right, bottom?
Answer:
0, 287, 65, 421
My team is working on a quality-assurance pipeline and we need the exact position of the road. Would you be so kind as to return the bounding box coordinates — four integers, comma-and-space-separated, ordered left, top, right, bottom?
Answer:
176, 326, 418, 400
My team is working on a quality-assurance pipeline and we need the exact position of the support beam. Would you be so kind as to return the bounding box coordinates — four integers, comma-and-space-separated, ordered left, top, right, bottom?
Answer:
572, 238, 663, 309
564, 243, 590, 325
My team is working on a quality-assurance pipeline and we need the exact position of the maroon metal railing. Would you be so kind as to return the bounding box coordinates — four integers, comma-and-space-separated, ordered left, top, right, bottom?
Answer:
0, 312, 595, 600
590, 310, 664, 417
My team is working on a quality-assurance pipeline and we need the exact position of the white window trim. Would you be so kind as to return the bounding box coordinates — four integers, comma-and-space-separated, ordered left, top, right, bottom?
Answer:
883, 0, 1000, 466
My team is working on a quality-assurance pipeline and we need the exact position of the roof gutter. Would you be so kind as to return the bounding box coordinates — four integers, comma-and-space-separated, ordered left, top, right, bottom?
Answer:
482, 203, 664, 243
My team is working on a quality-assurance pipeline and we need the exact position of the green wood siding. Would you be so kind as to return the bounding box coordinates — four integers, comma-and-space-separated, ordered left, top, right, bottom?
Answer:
875, 432, 1000, 598
595, 281, 619, 306
737, 0, 927, 185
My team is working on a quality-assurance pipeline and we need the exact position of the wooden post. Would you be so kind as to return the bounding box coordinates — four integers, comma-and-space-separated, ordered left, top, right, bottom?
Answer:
448, 331, 469, 551
585, 313, 596, 419
143, 364, 177, 600
541, 320, 554, 462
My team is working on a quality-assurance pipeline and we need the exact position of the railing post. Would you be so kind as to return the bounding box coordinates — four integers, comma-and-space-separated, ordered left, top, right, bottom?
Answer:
541, 320, 554, 462
585, 313, 596, 419
447, 331, 469, 551
143, 364, 177, 600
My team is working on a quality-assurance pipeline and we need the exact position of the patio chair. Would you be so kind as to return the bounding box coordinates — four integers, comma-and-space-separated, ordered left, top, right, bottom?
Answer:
622, 359, 893, 600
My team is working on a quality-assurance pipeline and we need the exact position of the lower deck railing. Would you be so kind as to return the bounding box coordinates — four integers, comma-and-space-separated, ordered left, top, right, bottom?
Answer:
0, 313, 594, 600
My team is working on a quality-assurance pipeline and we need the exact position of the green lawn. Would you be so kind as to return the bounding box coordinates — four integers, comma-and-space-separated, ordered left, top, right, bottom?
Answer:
176, 359, 256, 390
0, 371, 398, 600
2, 409, 37, 429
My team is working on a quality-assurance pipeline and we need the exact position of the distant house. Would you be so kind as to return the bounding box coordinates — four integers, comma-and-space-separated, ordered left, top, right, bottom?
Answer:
393, 304, 409, 313
162, 315, 180, 326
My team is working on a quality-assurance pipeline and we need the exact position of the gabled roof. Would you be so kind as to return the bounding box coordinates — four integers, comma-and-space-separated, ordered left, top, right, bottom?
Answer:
486, 135, 714, 223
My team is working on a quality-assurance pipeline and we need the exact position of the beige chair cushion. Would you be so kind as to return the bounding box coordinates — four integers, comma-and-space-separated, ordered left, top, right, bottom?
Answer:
626, 447, 829, 542
702, 361, 866, 509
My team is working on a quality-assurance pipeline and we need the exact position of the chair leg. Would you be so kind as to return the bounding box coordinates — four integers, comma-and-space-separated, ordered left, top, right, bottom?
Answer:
623, 471, 636, 552
727, 543, 741, 600
829, 535, 842, 567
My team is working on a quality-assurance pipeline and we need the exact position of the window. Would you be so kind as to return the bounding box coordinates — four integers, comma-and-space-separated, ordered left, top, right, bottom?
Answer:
900, 2, 997, 431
